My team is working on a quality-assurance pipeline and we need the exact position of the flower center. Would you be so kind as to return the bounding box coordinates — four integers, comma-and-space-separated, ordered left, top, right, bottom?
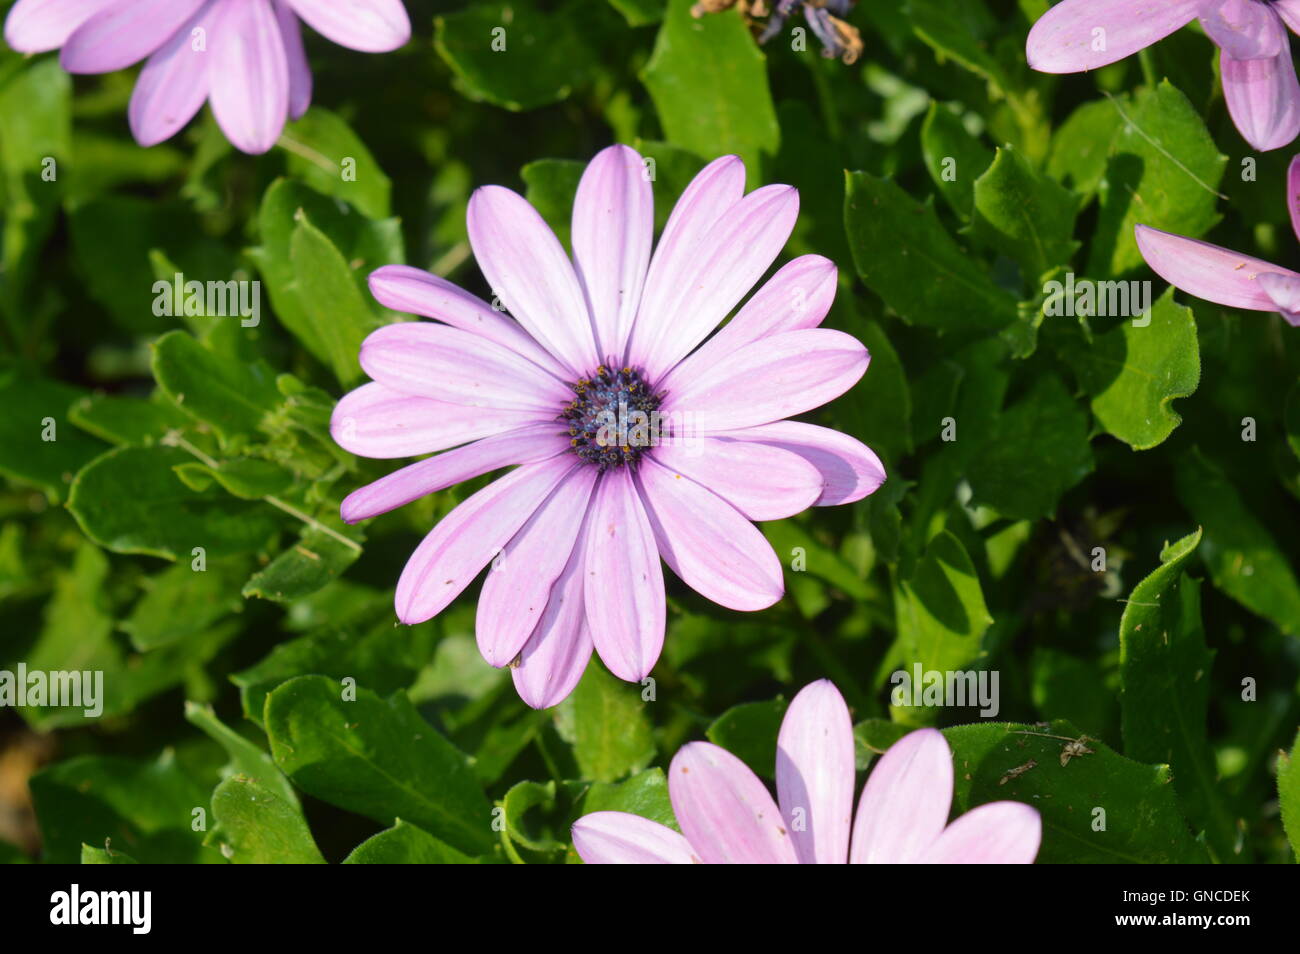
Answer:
561, 364, 664, 470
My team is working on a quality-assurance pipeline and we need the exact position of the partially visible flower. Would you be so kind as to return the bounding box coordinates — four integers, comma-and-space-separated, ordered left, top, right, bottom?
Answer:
1026, 0, 1300, 151
1134, 154, 1300, 327
2, 0, 411, 154
572, 680, 1042, 864
332, 146, 885, 710
692, 0, 862, 65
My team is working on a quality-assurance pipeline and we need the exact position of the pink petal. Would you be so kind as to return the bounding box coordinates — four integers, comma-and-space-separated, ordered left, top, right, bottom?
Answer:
4, 0, 117, 53
571, 145, 653, 359
717, 421, 886, 507
128, 2, 213, 148
1134, 223, 1293, 311
583, 469, 665, 682
394, 456, 575, 624
358, 322, 572, 412
1257, 271, 1300, 325
60, 0, 204, 73
1275, 0, 1300, 34
662, 328, 869, 433
339, 422, 566, 523
467, 185, 599, 378
275, 0, 312, 120
368, 265, 569, 380
850, 728, 953, 864
512, 514, 595, 710
669, 254, 836, 383
571, 811, 698, 864
286, 0, 410, 52
331, 382, 542, 459
1221, 41, 1300, 151
627, 156, 746, 366
636, 457, 783, 612
776, 680, 855, 865
207, 0, 290, 154
1025, 0, 1199, 73
1200, 0, 1284, 59
634, 184, 800, 381
477, 466, 596, 667
1288, 154, 1300, 245
669, 742, 797, 864
919, 802, 1042, 865
650, 438, 822, 522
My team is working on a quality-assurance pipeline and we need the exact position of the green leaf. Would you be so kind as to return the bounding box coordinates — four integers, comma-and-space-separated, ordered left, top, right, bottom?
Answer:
30, 752, 218, 864
1047, 98, 1124, 198
971, 145, 1079, 282
706, 699, 787, 780
209, 776, 325, 864
343, 820, 478, 864
184, 702, 298, 809
241, 525, 362, 603
641, 0, 780, 181
1119, 529, 1239, 860
121, 559, 247, 651
0, 59, 70, 319
10, 543, 243, 729
1066, 288, 1200, 450
893, 531, 992, 722
67, 446, 280, 560
264, 675, 494, 856
68, 393, 190, 448
173, 458, 295, 499
231, 606, 440, 727
1175, 449, 1300, 637
434, 0, 595, 111
556, 661, 655, 783
944, 721, 1210, 863
279, 107, 391, 219
151, 331, 282, 442
844, 171, 1018, 333
1088, 82, 1228, 277
248, 180, 400, 384
284, 213, 376, 388
966, 375, 1094, 520
81, 844, 138, 864
0, 371, 106, 502
608, 0, 664, 26
920, 101, 993, 219
1279, 731, 1300, 859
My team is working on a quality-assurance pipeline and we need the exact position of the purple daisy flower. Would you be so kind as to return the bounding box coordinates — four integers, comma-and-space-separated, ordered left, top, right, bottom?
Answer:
1134, 154, 1300, 325
2, 0, 410, 154
331, 146, 885, 709
1027, 0, 1300, 151
571, 680, 1042, 863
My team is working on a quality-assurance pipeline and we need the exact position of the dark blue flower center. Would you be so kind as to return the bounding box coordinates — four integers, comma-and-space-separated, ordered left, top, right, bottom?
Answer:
561, 364, 664, 470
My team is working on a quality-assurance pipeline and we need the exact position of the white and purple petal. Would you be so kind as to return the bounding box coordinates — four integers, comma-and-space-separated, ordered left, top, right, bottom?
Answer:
571, 811, 699, 865
1026, 0, 1200, 73
636, 457, 784, 611
584, 468, 665, 682
850, 727, 953, 864
668, 741, 798, 864
776, 679, 856, 864
394, 456, 575, 624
